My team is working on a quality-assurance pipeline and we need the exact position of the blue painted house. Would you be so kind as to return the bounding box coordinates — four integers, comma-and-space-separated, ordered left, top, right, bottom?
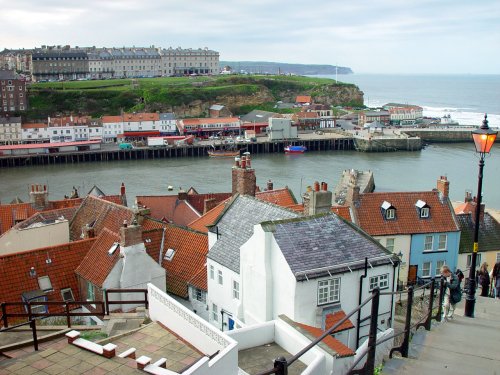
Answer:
349, 176, 461, 285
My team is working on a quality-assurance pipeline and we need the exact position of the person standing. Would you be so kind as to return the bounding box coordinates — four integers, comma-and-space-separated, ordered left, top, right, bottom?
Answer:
493, 261, 500, 300
440, 265, 461, 320
477, 262, 490, 297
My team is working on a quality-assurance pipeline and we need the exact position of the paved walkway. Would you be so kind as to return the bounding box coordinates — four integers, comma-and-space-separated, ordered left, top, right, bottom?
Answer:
383, 296, 500, 375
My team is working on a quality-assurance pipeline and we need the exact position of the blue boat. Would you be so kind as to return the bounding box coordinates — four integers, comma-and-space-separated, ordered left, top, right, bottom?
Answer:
284, 145, 307, 154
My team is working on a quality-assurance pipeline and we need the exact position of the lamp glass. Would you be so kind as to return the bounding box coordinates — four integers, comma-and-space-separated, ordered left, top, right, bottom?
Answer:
472, 131, 497, 154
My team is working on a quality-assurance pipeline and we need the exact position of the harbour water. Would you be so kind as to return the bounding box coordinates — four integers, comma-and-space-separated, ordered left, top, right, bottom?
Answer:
1, 143, 499, 209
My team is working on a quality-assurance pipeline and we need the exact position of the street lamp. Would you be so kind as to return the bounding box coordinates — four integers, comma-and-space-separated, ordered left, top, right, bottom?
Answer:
464, 114, 497, 318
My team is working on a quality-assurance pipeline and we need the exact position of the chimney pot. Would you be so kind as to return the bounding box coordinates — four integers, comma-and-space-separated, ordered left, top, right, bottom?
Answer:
314, 181, 320, 192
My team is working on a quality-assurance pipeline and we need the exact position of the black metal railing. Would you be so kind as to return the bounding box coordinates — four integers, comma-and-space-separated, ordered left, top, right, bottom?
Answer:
256, 277, 446, 375
0, 288, 149, 352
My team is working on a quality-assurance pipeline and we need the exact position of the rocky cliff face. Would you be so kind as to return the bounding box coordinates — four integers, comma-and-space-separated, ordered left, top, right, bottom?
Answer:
153, 83, 363, 117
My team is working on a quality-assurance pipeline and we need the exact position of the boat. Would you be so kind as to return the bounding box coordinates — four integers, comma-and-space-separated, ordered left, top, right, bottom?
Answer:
208, 145, 240, 157
284, 145, 307, 154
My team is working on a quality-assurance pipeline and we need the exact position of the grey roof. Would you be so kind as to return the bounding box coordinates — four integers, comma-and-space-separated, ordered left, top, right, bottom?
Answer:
240, 110, 279, 123
0, 70, 17, 80
207, 195, 299, 273
0, 116, 21, 124
266, 214, 393, 281
160, 113, 176, 120
210, 104, 225, 111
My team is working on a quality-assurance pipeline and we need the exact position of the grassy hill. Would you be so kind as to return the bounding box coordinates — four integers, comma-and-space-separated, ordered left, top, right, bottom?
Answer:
26, 75, 363, 119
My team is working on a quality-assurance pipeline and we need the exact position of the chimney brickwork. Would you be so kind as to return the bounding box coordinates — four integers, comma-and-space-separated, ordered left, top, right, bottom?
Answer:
120, 222, 143, 247
303, 181, 332, 215
204, 197, 218, 214
30, 184, 49, 210
437, 176, 449, 198
231, 154, 256, 196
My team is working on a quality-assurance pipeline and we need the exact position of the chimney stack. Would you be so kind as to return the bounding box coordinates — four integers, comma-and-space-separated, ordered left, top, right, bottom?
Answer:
231, 152, 256, 196
465, 191, 473, 203
120, 182, 127, 206
303, 180, 332, 215
178, 188, 188, 201
437, 175, 449, 198
204, 197, 218, 214
471, 197, 485, 224
120, 220, 143, 247
29, 184, 49, 210
266, 179, 274, 191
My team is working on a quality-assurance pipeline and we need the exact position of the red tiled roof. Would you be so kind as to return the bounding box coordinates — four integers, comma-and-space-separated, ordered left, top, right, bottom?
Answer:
100, 195, 124, 205
69, 195, 135, 241
180, 117, 239, 126
186, 193, 232, 214
331, 206, 352, 222
0, 239, 95, 319
296, 322, 355, 357
256, 188, 297, 207
296, 95, 312, 103
75, 228, 120, 287
455, 201, 475, 215
325, 311, 355, 333
188, 201, 228, 233
137, 196, 201, 227
21, 123, 47, 129
143, 218, 208, 297
102, 113, 159, 123
188, 265, 207, 291
353, 191, 459, 236
10, 206, 78, 232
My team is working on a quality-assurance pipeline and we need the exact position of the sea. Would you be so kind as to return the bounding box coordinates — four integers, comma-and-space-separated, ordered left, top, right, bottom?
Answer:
1, 74, 499, 209
325, 73, 500, 127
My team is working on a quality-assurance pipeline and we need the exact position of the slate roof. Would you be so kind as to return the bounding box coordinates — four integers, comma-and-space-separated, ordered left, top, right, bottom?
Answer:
0, 239, 95, 316
207, 195, 299, 273
456, 212, 500, 254
142, 218, 208, 297
267, 214, 393, 280
69, 195, 135, 241
75, 228, 120, 287
353, 191, 459, 236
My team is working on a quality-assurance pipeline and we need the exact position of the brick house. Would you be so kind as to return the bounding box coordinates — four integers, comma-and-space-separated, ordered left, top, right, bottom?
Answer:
0, 69, 28, 114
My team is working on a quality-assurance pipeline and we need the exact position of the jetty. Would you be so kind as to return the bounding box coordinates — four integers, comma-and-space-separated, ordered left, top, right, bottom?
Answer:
334, 169, 375, 205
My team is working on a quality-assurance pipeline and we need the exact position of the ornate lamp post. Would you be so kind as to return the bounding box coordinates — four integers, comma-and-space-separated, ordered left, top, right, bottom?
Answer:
464, 114, 497, 318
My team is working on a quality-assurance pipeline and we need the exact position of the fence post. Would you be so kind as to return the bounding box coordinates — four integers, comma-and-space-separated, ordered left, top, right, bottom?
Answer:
104, 289, 109, 316
144, 290, 149, 310
65, 302, 71, 328
434, 278, 445, 322
27, 302, 32, 323
274, 356, 288, 375
365, 287, 380, 374
401, 286, 414, 358
1, 302, 8, 328
425, 278, 436, 330
30, 319, 38, 351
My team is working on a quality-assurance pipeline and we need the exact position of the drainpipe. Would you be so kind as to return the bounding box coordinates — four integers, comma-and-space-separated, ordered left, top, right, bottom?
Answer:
389, 258, 398, 328
356, 257, 368, 348
158, 228, 166, 264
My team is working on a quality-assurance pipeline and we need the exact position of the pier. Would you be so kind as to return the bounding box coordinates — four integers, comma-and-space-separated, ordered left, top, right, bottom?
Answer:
0, 136, 354, 168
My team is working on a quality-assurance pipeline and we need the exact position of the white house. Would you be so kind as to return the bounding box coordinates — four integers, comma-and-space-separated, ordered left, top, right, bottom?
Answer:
240, 214, 397, 350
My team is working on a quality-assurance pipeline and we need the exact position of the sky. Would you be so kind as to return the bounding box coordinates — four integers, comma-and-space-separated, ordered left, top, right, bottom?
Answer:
1, 0, 500, 74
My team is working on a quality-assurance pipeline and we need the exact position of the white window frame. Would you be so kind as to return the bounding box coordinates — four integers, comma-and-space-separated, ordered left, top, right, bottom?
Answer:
424, 235, 433, 252
27, 296, 47, 314
232, 280, 240, 300
422, 261, 431, 278
386, 209, 395, 220
60, 288, 75, 302
209, 265, 214, 280
193, 288, 206, 303
369, 274, 389, 290
466, 253, 482, 268
386, 238, 395, 253
317, 278, 340, 305
438, 234, 447, 251
212, 303, 218, 322
436, 260, 446, 276
218, 270, 223, 285
420, 207, 429, 218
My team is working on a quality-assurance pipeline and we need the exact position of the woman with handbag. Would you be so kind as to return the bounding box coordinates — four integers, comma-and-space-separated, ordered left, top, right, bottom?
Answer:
440, 265, 461, 320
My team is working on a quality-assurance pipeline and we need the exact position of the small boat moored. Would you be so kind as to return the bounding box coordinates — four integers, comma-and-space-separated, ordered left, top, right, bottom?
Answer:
284, 145, 307, 154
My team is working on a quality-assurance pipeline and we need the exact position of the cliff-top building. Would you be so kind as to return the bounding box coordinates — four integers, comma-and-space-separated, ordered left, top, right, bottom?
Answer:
0, 69, 28, 114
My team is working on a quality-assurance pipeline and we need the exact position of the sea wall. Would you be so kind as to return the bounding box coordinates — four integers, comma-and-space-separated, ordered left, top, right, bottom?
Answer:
354, 136, 422, 152
402, 128, 475, 143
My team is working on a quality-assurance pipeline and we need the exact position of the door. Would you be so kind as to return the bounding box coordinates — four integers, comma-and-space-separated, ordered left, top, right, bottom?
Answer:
408, 265, 418, 285
228, 317, 235, 331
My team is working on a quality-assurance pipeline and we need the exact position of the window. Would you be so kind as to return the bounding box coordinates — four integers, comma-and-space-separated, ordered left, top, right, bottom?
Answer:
436, 260, 445, 276
27, 296, 48, 314
212, 303, 218, 322
369, 274, 389, 290
497, 252, 500, 263
424, 235, 433, 251
317, 278, 340, 305
210, 265, 214, 280
218, 270, 223, 285
466, 253, 482, 268
422, 262, 431, 277
87, 281, 95, 301
420, 207, 429, 218
38, 276, 53, 292
164, 248, 175, 261
233, 280, 240, 299
61, 288, 75, 302
386, 238, 395, 253
386, 208, 395, 219
438, 234, 447, 250
193, 288, 206, 303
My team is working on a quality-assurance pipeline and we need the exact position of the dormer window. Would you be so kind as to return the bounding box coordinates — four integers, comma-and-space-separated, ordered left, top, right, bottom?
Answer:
381, 201, 396, 220
416, 200, 430, 218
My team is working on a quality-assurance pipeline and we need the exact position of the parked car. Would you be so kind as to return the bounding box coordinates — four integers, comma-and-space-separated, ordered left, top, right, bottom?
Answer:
119, 143, 133, 150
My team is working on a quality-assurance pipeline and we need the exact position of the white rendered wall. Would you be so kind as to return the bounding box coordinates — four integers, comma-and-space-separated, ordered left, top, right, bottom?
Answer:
373, 234, 411, 284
